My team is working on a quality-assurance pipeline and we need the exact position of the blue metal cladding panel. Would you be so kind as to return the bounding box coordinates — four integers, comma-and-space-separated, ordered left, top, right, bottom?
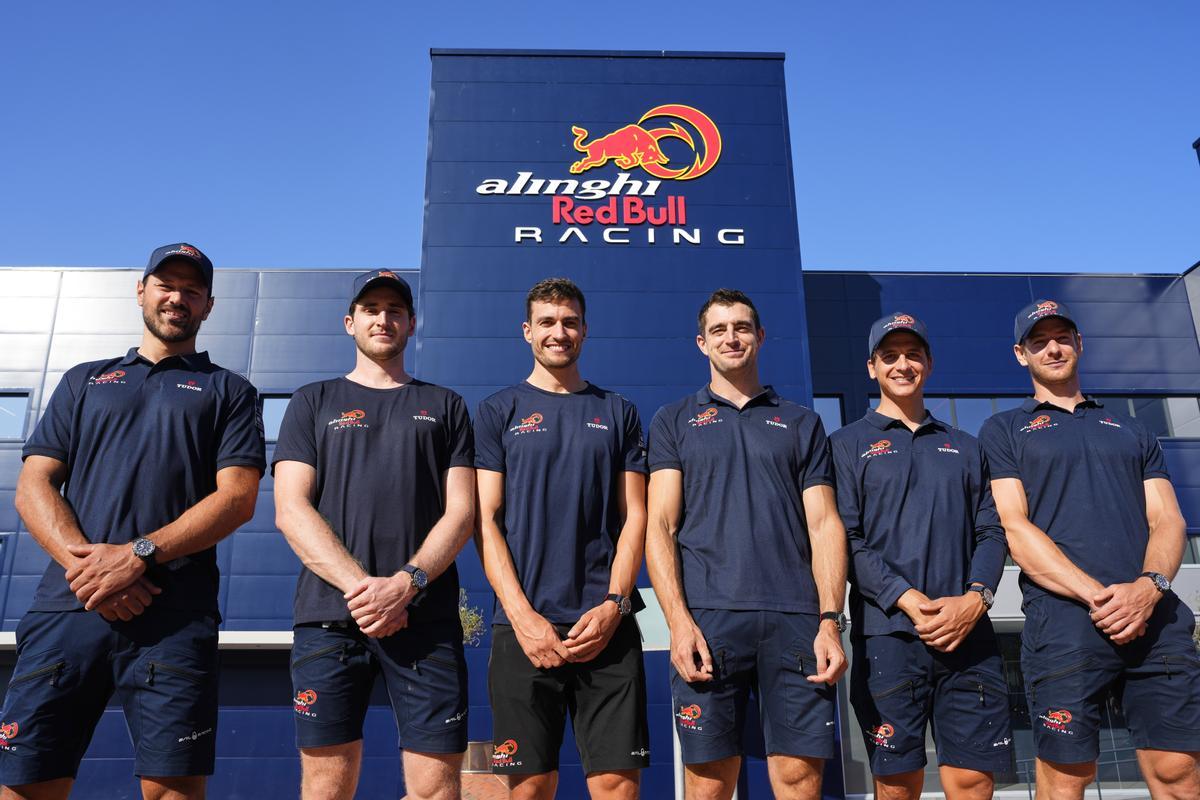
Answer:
805, 272, 1200, 422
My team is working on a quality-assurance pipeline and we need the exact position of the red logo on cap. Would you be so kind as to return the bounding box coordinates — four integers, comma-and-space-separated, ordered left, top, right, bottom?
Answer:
376, 270, 397, 279
1028, 300, 1060, 320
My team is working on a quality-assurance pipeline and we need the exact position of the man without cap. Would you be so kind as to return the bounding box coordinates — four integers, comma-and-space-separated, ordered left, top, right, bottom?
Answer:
645, 289, 849, 800
832, 312, 1012, 800
979, 300, 1200, 800
475, 278, 650, 800
273, 270, 475, 800
1, 244, 265, 800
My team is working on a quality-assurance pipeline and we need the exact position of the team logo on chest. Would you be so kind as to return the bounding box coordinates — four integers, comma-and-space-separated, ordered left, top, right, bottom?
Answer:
1020, 414, 1057, 433
175, 378, 203, 393
1099, 416, 1122, 428
328, 409, 369, 430
688, 407, 721, 428
765, 415, 788, 430
937, 441, 960, 454
412, 408, 438, 423
509, 411, 548, 435
89, 369, 127, 385
586, 416, 610, 431
861, 439, 897, 459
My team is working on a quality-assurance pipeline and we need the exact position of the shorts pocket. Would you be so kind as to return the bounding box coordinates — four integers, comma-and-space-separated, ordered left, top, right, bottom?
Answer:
947, 673, 1012, 750
1027, 657, 1090, 709
783, 649, 836, 734
134, 647, 218, 755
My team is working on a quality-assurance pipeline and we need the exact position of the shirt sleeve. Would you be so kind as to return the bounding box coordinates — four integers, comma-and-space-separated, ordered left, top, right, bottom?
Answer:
620, 400, 648, 474
473, 398, 506, 473
833, 434, 912, 610
978, 415, 1020, 479
22, 367, 84, 463
215, 376, 267, 474
967, 444, 1008, 592
647, 406, 681, 472
445, 392, 475, 469
799, 413, 834, 490
271, 388, 318, 472
1139, 422, 1170, 481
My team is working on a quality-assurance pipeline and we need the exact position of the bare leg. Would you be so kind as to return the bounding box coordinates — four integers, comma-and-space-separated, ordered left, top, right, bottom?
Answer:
141, 776, 206, 800
938, 765, 993, 800
508, 771, 557, 800
0, 779, 73, 800
1033, 758, 1094, 800
684, 756, 740, 800
765, 754, 823, 800
300, 741, 362, 800
585, 768, 639, 800
1136, 749, 1200, 800
873, 768, 922, 800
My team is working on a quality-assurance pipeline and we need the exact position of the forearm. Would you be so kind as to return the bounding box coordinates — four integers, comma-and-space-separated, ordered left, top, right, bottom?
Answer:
403, 505, 473, 583
646, 521, 691, 628
1143, 517, 1185, 581
811, 519, 848, 612
608, 509, 645, 598
847, 532, 911, 609
1006, 518, 1103, 604
15, 473, 89, 570
967, 531, 1008, 591
149, 466, 258, 563
277, 503, 367, 593
476, 519, 537, 622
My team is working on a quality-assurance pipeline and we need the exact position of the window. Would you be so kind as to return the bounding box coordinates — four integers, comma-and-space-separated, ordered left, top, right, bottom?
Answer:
0, 392, 30, 440
261, 395, 292, 443
812, 396, 843, 434
1096, 396, 1200, 439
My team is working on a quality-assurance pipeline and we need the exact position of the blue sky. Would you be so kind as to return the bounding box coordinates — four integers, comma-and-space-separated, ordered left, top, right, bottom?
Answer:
1, 1, 1196, 273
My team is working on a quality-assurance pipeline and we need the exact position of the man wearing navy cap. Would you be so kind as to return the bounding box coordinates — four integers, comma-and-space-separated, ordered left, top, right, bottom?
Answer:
646, 289, 848, 800
833, 312, 1011, 800
475, 278, 649, 800
2, 243, 265, 799
980, 300, 1200, 799
273, 269, 474, 800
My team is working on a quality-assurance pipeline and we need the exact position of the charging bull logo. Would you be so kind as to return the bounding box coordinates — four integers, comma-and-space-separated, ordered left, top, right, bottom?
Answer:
676, 704, 703, 730
329, 409, 368, 429
869, 723, 895, 747
1020, 414, 1057, 433
861, 439, 896, 459
570, 104, 722, 181
1028, 300, 1059, 319
688, 407, 721, 428
510, 411, 548, 435
0, 722, 17, 750
294, 689, 318, 717
1039, 708, 1074, 734
492, 738, 521, 767
90, 369, 126, 385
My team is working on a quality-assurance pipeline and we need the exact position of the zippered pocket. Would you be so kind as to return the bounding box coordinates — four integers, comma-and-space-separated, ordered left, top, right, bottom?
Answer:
8, 660, 65, 689
147, 661, 205, 687
291, 643, 346, 670
871, 678, 915, 702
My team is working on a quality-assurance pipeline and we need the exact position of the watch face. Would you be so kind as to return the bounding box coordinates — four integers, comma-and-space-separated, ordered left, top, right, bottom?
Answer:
132, 539, 155, 558
1154, 574, 1170, 592
982, 588, 995, 608
619, 596, 632, 616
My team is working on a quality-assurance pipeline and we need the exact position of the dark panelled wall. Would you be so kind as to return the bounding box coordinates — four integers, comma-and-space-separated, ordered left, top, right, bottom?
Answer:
418, 49, 822, 799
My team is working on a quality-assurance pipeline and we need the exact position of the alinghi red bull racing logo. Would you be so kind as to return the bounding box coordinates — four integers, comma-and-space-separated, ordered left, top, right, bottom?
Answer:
569, 104, 721, 180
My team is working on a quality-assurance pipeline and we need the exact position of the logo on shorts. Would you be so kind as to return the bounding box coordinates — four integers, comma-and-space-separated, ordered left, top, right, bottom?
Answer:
586, 416, 610, 430
676, 703, 703, 731
177, 727, 213, 743
492, 738, 522, 767
630, 747, 650, 757
861, 439, 897, 459
89, 369, 127, 385
1039, 708, 1074, 735
765, 415, 788, 430
176, 379, 203, 392
868, 723, 896, 749
328, 409, 369, 430
444, 709, 467, 724
509, 411, 547, 435
412, 408, 438, 423
993, 736, 1013, 748
294, 689, 318, 718
0, 721, 18, 751
1020, 414, 1057, 433
688, 407, 721, 428
1099, 416, 1122, 428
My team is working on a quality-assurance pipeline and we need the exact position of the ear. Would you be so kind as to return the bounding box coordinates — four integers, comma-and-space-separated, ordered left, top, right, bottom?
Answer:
866, 357, 877, 381
756, 327, 766, 346
406, 314, 416, 336
136, 280, 145, 308
201, 296, 214, 321
522, 320, 533, 344
1013, 342, 1029, 367
344, 314, 355, 336
695, 333, 709, 356
1075, 332, 1083, 355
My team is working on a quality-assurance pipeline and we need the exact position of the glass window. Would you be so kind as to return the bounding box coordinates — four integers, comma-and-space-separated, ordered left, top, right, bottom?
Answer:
812, 396, 843, 434
262, 396, 292, 443
993, 396, 1026, 413
1129, 397, 1171, 438
926, 396, 954, 422
0, 393, 30, 440
952, 398, 995, 436
1166, 397, 1200, 438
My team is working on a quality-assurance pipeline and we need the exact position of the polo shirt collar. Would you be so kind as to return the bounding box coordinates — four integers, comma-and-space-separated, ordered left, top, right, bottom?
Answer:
119, 347, 212, 370
695, 384, 780, 409
865, 408, 947, 432
1019, 396, 1103, 413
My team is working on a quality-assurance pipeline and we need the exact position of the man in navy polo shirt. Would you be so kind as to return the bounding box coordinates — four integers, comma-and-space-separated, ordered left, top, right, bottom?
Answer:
475, 278, 649, 800
646, 288, 849, 800
2, 244, 265, 799
980, 300, 1200, 800
832, 312, 1011, 800
273, 270, 475, 800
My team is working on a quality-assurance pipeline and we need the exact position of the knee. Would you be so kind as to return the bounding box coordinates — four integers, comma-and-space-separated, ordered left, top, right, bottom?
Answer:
1037, 760, 1095, 800
1144, 752, 1200, 798
140, 775, 206, 800
940, 768, 993, 800
405, 772, 460, 800
685, 759, 740, 800
587, 769, 639, 799
770, 757, 823, 798
875, 770, 922, 800
508, 773, 556, 800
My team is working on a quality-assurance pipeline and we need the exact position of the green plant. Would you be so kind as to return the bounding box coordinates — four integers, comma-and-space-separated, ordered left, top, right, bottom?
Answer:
459, 588, 485, 646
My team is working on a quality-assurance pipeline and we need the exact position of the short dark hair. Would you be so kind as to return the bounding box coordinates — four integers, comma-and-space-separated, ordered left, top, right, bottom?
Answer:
526, 277, 586, 322
698, 288, 761, 334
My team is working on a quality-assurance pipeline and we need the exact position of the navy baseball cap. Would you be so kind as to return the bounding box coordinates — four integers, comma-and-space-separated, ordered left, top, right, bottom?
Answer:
144, 243, 213, 292
1014, 299, 1076, 343
868, 311, 930, 357
350, 269, 414, 312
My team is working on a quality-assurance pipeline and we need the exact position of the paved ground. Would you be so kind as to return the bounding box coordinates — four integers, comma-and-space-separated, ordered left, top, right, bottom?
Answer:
461, 772, 510, 799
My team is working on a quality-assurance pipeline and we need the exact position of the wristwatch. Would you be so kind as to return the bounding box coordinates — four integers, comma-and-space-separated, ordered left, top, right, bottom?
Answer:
606, 593, 633, 617
967, 584, 995, 609
820, 611, 847, 633
401, 564, 428, 591
1139, 571, 1171, 593
131, 537, 157, 566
